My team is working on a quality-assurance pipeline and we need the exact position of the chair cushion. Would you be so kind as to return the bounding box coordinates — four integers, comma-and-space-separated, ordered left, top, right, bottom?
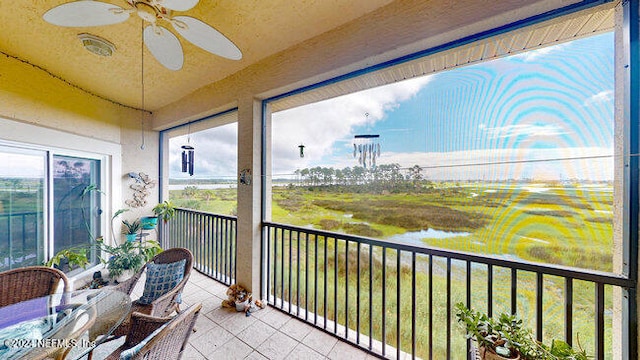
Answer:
138, 259, 186, 305
118, 323, 167, 360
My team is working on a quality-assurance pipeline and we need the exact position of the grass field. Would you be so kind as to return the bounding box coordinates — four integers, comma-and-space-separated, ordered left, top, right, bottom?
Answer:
170, 181, 616, 358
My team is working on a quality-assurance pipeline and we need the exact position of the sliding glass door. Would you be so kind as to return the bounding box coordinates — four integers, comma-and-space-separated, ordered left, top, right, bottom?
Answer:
52, 155, 101, 266
0, 145, 102, 272
0, 146, 46, 271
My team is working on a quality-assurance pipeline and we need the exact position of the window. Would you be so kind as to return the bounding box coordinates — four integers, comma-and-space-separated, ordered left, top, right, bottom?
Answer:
0, 146, 46, 271
52, 155, 101, 264
164, 112, 238, 215
0, 144, 103, 272
270, 32, 615, 273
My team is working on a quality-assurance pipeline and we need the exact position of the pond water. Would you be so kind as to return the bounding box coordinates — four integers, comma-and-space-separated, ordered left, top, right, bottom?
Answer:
388, 228, 470, 246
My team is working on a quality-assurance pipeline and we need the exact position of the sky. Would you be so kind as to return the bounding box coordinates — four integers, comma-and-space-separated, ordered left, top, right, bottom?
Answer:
169, 32, 614, 182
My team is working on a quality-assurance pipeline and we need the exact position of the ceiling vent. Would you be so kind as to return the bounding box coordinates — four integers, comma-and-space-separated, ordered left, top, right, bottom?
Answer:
78, 33, 115, 56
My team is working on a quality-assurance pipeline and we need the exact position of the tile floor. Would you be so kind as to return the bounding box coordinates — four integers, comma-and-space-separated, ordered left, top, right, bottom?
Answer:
91, 270, 375, 360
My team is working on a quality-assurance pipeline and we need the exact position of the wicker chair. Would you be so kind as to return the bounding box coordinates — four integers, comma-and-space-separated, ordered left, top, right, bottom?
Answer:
110, 247, 193, 338
104, 303, 201, 360
0, 266, 69, 307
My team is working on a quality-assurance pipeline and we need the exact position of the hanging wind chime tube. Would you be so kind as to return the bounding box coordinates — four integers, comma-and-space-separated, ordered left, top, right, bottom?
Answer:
181, 122, 195, 176
181, 144, 195, 176
353, 134, 381, 169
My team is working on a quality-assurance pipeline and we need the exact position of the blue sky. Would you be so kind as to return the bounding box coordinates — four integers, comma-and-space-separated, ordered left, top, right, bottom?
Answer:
171, 32, 614, 181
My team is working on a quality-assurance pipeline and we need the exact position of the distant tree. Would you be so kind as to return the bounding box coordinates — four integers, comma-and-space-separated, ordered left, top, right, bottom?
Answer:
182, 186, 199, 198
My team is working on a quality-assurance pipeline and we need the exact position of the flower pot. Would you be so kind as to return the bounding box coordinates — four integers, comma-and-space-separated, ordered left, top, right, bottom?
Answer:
116, 268, 135, 283
125, 233, 137, 242
479, 346, 520, 360
140, 216, 158, 230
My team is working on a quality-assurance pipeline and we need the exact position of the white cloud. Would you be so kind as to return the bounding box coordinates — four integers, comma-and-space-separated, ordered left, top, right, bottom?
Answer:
584, 90, 613, 107
168, 123, 238, 179
512, 44, 565, 62
482, 123, 566, 139
271, 76, 433, 175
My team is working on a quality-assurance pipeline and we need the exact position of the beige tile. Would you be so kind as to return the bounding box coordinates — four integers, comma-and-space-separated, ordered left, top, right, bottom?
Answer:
287, 343, 326, 360
189, 323, 234, 358
279, 317, 314, 342
181, 344, 207, 360
255, 331, 298, 360
243, 350, 269, 360
327, 340, 369, 360
219, 311, 257, 335
302, 328, 339, 356
208, 336, 253, 360
190, 313, 219, 340
255, 308, 292, 330
237, 318, 277, 348
183, 273, 374, 360
204, 305, 237, 325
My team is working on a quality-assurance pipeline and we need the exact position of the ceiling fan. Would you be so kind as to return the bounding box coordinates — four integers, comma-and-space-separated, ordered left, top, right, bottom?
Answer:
43, 0, 242, 70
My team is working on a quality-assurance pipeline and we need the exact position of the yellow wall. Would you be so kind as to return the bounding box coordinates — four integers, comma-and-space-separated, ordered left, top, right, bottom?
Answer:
0, 53, 160, 242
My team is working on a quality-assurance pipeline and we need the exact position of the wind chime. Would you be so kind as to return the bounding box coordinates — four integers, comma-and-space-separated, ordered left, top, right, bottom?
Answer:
181, 122, 195, 176
353, 134, 381, 169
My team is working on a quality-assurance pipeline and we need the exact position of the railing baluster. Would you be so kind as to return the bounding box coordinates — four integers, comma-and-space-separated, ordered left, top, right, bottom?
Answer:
446, 257, 451, 359
511, 268, 517, 315
466, 260, 472, 358
595, 282, 604, 360
305, 232, 309, 321
488, 264, 493, 317
565, 277, 573, 346
428, 254, 433, 360
289, 229, 293, 313
324, 235, 328, 330
536, 272, 544, 342
214, 216, 219, 280
224, 217, 229, 283
266, 225, 271, 301
369, 243, 373, 350
397, 249, 401, 360
412, 252, 416, 360
334, 237, 338, 334
382, 247, 386, 356
357, 242, 361, 345
314, 233, 318, 325
273, 227, 279, 304
281, 228, 285, 309
345, 239, 349, 340
233, 219, 237, 283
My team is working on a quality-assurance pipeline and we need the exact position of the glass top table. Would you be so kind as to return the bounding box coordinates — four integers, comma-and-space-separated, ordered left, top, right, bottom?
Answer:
0, 288, 131, 360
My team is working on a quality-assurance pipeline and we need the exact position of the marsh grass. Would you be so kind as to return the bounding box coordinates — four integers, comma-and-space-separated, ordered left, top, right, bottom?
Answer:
172, 181, 615, 357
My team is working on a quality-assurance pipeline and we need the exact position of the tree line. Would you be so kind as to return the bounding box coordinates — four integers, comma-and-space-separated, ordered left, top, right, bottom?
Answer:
292, 164, 431, 192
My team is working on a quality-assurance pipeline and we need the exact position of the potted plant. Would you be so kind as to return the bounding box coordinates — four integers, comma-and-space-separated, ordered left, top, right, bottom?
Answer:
455, 303, 523, 359
456, 303, 589, 360
45, 246, 90, 272
140, 215, 158, 230
152, 200, 176, 224
122, 219, 141, 242
96, 238, 162, 282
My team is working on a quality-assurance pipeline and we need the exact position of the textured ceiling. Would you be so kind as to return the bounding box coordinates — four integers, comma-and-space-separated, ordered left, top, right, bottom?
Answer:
0, 0, 394, 111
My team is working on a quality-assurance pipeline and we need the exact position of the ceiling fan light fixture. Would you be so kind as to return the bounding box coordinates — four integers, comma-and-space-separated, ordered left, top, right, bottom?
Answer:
78, 33, 115, 56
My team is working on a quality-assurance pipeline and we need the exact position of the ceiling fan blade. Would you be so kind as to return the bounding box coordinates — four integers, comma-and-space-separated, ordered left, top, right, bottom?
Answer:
143, 25, 184, 71
43, 1, 129, 27
157, 0, 199, 12
171, 16, 242, 60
